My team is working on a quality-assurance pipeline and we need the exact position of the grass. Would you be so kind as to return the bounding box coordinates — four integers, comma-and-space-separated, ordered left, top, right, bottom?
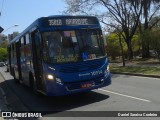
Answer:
110, 66, 160, 76
110, 60, 160, 76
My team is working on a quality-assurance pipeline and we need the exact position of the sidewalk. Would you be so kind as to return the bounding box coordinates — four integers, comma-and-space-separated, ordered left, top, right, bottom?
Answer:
0, 72, 10, 120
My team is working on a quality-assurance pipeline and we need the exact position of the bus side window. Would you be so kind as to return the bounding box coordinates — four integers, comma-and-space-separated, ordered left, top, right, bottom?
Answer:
25, 33, 31, 57
20, 37, 24, 57
21, 37, 24, 46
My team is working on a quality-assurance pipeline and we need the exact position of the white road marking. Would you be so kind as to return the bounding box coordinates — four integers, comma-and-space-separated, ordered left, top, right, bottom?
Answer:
114, 74, 160, 80
98, 89, 151, 103
133, 76, 160, 80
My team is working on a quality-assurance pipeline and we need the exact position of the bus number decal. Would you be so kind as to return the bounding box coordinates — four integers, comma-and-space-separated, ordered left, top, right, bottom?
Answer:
91, 70, 103, 76
49, 19, 62, 26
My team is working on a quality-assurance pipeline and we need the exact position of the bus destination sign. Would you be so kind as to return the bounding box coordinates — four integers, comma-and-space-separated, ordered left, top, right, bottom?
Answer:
49, 19, 88, 26
42, 17, 99, 27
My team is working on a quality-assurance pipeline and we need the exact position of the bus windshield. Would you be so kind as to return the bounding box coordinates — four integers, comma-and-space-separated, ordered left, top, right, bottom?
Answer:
42, 29, 105, 64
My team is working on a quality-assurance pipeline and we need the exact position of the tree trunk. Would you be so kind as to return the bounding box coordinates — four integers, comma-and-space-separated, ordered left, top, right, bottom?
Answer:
119, 34, 125, 67
126, 39, 133, 60
142, 42, 150, 58
142, 17, 150, 58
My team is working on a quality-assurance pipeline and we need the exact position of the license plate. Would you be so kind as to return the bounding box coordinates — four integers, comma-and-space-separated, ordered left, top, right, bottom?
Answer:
81, 82, 95, 89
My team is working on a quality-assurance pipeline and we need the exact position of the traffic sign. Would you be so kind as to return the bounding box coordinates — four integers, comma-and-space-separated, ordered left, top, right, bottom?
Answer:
0, 26, 4, 33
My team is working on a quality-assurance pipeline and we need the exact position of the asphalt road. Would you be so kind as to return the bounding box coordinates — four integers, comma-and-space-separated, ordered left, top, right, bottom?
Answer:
0, 66, 160, 120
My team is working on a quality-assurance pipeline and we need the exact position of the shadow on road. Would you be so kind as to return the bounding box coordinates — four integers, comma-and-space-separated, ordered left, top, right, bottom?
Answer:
0, 79, 110, 116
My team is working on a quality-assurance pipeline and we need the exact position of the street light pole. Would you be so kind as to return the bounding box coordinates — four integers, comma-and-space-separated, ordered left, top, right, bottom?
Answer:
0, 24, 19, 42
2, 24, 19, 33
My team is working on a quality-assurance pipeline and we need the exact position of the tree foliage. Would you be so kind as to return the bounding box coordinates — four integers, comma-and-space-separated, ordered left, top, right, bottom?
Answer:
0, 47, 7, 61
106, 32, 140, 60
129, 0, 160, 58
0, 40, 8, 48
106, 33, 126, 60
149, 30, 160, 60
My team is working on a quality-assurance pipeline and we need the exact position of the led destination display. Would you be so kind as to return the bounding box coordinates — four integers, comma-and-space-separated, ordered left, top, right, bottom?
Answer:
42, 17, 99, 27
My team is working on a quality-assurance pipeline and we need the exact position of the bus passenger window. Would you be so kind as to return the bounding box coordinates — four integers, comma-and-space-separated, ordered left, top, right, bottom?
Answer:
48, 36, 61, 57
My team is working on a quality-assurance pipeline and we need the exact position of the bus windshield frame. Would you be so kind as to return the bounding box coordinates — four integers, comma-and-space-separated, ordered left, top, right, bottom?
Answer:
42, 28, 105, 64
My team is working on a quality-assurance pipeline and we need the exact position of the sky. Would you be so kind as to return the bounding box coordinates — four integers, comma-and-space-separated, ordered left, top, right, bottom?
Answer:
0, 0, 66, 35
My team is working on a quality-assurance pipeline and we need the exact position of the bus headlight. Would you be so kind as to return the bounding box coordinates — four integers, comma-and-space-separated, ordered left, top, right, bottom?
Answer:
104, 65, 110, 77
107, 65, 110, 71
47, 74, 54, 80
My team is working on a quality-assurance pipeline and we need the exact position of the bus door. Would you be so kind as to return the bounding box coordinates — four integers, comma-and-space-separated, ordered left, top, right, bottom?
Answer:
31, 30, 44, 91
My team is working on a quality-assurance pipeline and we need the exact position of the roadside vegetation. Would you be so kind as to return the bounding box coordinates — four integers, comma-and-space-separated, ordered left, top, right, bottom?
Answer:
110, 58, 160, 76
0, 37, 8, 62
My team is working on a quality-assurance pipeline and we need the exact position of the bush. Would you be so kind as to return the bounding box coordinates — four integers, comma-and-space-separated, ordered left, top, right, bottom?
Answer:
106, 33, 140, 60
106, 33, 122, 60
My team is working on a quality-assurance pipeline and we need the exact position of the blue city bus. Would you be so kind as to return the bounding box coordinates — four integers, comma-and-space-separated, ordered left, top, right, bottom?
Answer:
8, 15, 111, 96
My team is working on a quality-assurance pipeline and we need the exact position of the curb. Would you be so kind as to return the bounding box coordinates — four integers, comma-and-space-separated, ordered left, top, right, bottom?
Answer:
111, 72, 160, 78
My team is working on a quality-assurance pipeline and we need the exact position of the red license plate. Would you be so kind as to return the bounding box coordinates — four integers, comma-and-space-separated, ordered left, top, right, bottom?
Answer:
81, 82, 94, 89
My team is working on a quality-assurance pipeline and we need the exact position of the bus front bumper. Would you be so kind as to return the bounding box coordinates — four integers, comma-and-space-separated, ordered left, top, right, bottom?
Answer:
45, 72, 111, 96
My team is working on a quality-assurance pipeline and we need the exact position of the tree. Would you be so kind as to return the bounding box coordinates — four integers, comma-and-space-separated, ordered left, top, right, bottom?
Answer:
149, 30, 160, 60
107, 32, 140, 65
129, 0, 160, 58
106, 33, 127, 61
131, 34, 141, 57
0, 40, 8, 48
0, 47, 7, 61
63, 0, 142, 59
107, 32, 127, 66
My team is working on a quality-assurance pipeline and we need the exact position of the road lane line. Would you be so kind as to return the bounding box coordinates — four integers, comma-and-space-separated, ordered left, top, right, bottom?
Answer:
98, 89, 151, 102
133, 76, 160, 80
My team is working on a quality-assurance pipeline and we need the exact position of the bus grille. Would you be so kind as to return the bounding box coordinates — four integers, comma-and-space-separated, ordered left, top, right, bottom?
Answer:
59, 60, 103, 73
